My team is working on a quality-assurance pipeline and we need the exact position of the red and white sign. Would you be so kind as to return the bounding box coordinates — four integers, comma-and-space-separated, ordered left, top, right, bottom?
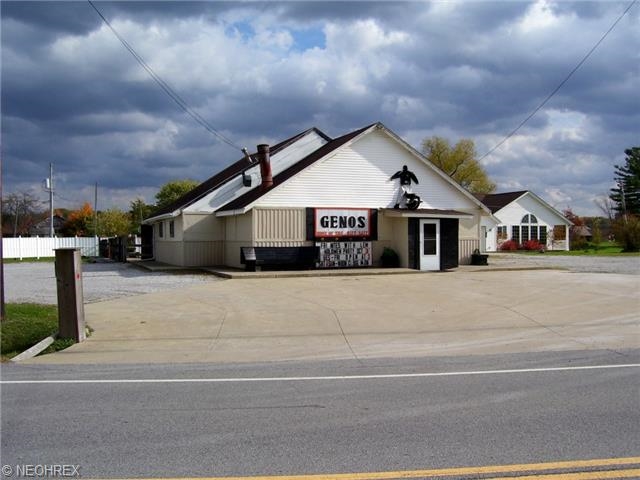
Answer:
314, 208, 371, 238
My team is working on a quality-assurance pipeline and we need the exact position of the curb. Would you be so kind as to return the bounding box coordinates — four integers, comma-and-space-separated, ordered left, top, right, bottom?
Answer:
11, 335, 56, 362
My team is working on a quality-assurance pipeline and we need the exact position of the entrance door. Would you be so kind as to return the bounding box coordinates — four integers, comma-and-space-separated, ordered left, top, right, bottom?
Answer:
419, 219, 440, 271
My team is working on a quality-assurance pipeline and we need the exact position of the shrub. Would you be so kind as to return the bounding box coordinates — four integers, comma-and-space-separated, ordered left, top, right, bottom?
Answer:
522, 239, 543, 251
612, 216, 640, 252
499, 240, 519, 251
380, 247, 400, 267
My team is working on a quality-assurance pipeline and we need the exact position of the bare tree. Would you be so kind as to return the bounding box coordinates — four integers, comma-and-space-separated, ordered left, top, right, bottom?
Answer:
2, 191, 43, 236
594, 194, 615, 220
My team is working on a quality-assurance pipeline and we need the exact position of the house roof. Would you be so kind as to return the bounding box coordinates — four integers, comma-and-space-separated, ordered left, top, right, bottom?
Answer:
475, 190, 572, 225
216, 123, 376, 214
146, 127, 331, 221
474, 191, 528, 213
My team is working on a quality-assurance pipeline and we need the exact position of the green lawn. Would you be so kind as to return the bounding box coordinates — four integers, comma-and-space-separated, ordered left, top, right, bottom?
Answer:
0, 303, 75, 361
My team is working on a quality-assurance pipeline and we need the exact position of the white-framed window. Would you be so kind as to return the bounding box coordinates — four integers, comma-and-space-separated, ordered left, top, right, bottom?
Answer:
497, 225, 508, 241
169, 220, 175, 238
519, 214, 539, 242
158, 222, 164, 238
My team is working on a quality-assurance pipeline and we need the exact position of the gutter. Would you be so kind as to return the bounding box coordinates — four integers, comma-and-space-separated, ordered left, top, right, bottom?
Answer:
142, 209, 181, 225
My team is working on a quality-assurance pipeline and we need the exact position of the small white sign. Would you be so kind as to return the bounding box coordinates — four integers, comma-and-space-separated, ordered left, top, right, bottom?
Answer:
314, 208, 371, 238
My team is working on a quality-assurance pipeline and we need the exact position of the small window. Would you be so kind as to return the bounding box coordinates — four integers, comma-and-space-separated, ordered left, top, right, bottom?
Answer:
521, 225, 529, 242
158, 222, 164, 238
169, 220, 175, 238
497, 226, 508, 240
540, 226, 548, 245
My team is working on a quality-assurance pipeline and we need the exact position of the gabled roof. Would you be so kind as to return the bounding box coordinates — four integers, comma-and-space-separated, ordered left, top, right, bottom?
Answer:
476, 190, 572, 225
474, 191, 528, 214
146, 127, 331, 222
216, 123, 376, 214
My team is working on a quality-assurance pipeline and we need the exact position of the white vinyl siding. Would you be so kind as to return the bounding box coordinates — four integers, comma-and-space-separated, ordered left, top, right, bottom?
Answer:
252, 129, 479, 211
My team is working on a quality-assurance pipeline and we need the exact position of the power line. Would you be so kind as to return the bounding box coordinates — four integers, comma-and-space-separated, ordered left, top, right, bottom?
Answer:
478, 0, 637, 161
87, 0, 243, 152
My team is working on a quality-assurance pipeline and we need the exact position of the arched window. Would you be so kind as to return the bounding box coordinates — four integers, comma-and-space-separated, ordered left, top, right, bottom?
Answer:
518, 213, 546, 244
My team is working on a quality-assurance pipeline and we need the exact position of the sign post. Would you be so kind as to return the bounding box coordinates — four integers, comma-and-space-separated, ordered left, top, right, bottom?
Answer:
55, 248, 86, 342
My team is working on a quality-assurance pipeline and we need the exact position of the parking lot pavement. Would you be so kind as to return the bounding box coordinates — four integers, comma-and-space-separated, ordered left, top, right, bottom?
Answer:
19, 268, 639, 365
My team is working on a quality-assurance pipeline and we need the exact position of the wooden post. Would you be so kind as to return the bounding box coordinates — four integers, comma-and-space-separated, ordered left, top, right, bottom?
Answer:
55, 248, 86, 342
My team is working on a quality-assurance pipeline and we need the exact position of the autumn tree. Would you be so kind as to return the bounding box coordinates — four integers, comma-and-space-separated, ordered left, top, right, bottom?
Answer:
155, 179, 199, 210
61, 202, 95, 236
421, 137, 496, 194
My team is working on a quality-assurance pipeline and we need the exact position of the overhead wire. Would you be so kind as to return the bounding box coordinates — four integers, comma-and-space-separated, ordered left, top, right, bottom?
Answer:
87, 0, 244, 152
478, 0, 637, 161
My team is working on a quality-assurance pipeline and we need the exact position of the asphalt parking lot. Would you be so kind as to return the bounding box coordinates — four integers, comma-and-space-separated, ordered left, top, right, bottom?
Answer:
8, 256, 637, 365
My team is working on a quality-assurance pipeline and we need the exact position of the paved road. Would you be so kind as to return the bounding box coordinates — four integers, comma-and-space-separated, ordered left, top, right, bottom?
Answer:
2, 349, 638, 478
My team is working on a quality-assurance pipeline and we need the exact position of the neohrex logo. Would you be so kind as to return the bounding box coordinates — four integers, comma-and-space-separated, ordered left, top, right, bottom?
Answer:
314, 208, 370, 237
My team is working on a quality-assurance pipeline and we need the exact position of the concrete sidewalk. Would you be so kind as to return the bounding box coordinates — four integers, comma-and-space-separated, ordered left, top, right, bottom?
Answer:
23, 269, 639, 365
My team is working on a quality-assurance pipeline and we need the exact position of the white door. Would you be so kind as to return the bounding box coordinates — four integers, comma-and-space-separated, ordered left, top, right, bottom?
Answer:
419, 219, 440, 271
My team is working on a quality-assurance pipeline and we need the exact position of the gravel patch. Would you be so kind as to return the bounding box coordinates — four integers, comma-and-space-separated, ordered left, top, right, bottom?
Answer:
487, 253, 640, 275
4, 261, 220, 305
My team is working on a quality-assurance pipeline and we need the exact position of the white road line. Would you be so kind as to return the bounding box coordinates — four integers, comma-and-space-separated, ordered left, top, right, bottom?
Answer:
1, 363, 639, 385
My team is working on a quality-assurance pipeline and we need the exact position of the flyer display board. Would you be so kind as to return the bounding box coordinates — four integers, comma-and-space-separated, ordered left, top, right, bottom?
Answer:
316, 241, 372, 268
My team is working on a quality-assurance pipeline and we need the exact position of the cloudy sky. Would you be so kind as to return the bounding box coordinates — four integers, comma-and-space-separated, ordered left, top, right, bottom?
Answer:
2, 1, 638, 216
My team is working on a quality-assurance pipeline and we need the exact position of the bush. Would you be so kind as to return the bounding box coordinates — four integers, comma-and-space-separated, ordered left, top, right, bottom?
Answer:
612, 216, 640, 252
499, 240, 519, 251
521, 239, 543, 251
380, 247, 400, 267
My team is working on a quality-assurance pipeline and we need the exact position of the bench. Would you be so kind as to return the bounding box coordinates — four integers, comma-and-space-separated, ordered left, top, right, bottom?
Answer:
241, 246, 319, 271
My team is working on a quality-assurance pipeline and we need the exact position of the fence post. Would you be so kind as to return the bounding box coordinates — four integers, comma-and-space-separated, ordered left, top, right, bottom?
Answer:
54, 248, 86, 342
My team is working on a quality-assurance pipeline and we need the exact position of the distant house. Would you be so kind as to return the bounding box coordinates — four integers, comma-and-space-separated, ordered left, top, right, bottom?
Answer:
476, 191, 572, 251
143, 122, 496, 270
28, 214, 66, 237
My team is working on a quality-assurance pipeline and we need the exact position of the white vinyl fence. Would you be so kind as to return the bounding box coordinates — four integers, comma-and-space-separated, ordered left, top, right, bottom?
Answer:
2, 237, 99, 259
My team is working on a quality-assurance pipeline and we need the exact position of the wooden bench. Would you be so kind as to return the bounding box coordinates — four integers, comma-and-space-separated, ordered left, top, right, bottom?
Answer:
241, 246, 319, 271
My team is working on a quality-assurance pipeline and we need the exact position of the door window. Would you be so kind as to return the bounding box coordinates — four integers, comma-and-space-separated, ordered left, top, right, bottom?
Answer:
423, 223, 437, 255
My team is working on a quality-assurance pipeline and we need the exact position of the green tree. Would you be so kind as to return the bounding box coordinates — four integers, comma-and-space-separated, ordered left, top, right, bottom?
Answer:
97, 209, 133, 237
129, 198, 155, 231
609, 147, 640, 217
421, 137, 496, 194
155, 179, 199, 210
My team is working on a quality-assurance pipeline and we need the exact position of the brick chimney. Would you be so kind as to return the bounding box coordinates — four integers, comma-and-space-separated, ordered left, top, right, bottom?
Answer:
257, 144, 273, 190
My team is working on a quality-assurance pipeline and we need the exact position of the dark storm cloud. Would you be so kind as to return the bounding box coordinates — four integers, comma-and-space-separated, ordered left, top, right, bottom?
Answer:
2, 1, 638, 215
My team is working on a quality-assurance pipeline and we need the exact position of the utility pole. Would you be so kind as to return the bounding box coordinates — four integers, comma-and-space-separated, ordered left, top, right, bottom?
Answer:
94, 182, 98, 235
620, 182, 628, 224
1, 146, 5, 321
44, 163, 54, 237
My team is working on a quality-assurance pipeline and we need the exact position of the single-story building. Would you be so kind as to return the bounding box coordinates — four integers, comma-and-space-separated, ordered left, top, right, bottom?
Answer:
143, 122, 497, 271
476, 190, 572, 251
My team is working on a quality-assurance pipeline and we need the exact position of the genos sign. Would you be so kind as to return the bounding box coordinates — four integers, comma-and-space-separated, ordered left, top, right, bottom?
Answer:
314, 208, 371, 238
